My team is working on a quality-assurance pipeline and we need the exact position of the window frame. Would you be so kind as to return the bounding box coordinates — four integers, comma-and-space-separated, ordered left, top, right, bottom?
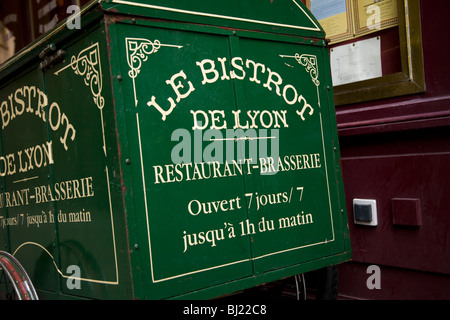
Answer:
332, 0, 425, 106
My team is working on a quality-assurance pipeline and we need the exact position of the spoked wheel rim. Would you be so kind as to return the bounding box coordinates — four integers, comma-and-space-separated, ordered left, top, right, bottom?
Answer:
0, 251, 38, 300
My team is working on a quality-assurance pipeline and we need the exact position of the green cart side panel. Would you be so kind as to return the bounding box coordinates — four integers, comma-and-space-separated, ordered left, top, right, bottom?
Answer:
0, 23, 133, 299
111, 18, 350, 299
0, 68, 59, 292
42, 26, 133, 299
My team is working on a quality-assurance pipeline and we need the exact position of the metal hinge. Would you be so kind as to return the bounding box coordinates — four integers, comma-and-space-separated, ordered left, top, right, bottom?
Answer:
39, 43, 66, 71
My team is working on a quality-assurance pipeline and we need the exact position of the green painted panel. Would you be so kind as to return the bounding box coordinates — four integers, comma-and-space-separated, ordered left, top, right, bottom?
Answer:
0, 25, 133, 299
233, 37, 347, 273
0, 68, 58, 292
102, 0, 324, 38
116, 24, 254, 299
44, 31, 125, 298
114, 18, 350, 299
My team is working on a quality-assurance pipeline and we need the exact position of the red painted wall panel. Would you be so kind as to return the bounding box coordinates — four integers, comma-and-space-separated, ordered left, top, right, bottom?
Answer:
336, 0, 450, 299
341, 151, 450, 274
339, 262, 450, 300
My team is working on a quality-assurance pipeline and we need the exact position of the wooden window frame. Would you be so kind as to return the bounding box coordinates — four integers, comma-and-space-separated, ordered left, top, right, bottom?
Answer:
333, 0, 425, 106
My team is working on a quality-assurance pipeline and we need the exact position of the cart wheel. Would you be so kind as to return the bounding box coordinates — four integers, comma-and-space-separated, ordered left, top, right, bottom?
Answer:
0, 251, 38, 300
304, 265, 339, 300
227, 265, 339, 301
267, 265, 339, 300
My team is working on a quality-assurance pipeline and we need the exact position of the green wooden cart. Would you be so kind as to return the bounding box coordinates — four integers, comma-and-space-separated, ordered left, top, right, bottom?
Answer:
0, 0, 350, 300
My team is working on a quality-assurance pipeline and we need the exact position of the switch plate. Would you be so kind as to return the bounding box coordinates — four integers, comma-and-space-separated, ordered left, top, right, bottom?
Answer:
353, 199, 377, 226
392, 198, 421, 227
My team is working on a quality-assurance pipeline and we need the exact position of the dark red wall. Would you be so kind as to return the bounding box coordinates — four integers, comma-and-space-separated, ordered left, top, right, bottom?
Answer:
336, 0, 450, 299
